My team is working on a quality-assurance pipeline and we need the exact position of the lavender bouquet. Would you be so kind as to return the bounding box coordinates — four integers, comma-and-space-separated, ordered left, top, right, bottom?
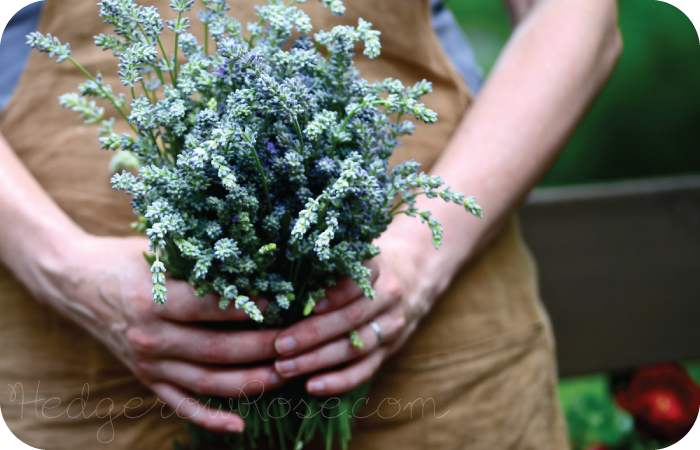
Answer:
28, 0, 482, 448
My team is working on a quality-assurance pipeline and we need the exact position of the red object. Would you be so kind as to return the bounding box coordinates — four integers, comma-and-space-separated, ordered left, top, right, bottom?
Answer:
615, 363, 700, 442
585, 445, 609, 450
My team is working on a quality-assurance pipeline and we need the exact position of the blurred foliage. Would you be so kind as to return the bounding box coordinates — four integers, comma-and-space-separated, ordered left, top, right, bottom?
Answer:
558, 373, 635, 450
447, 0, 700, 186
558, 361, 700, 450
444, 0, 511, 73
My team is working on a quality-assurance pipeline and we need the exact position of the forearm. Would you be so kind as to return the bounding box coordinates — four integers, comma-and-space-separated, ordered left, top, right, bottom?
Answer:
0, 132, 86, 299
381, 0, 622, 305
0, 138, 282, 433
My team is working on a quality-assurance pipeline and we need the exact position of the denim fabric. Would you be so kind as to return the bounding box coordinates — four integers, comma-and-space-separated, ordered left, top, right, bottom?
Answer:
432, 1, 484, 94
0, 2, 44, 112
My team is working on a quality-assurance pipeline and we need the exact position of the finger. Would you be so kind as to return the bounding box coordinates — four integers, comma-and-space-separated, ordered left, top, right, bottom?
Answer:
274, 306, 404, 378
142, 360, 283, 398
156, 282, 269, 322
127, 324, 280, 364
150, 382, 246, 433
274, 294, 393, 356
305, 346, 389, 396
314, 259, 380, 314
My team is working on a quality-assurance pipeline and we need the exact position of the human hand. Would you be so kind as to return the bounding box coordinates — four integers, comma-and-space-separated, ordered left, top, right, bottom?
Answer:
32, 233, 283, 433
272, 232, 434, 396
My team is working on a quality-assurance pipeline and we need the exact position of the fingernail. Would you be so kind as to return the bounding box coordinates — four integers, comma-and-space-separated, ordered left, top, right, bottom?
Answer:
307, 381, 325, 393
226, 423, 243, 433
270, 372, 281, 385
314, 298, 329, 312
276, 359, 297, 374
276, 336, 297, 354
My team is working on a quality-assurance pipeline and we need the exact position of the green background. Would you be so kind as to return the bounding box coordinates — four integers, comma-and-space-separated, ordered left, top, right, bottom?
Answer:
447, 0, 700, 186
557, 361, 700, 450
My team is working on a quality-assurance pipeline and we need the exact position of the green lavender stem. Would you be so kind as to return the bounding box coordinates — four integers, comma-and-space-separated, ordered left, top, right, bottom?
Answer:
136, 22, 168, 86
155, 35, 175, 85
173, 12, 182, 82
140, 79, 156, 104
204, 24, 209, 55
66, 57, 137, 134
247, 145, 273, 211
328, 102, 368, 156
293, 119, 305, 148
389, 191, 429, 216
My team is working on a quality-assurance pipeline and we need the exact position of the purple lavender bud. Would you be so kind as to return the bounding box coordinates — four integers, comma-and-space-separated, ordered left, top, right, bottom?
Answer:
213, 63, 229, 78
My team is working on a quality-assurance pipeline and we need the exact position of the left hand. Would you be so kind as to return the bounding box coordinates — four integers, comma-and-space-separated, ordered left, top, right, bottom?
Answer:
272, 232, 431, 396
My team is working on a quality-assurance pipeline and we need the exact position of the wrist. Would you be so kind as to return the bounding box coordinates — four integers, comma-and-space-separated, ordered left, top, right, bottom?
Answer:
376, 216, 451, 321
379, 205, 485, 313
6, 221, 89, 305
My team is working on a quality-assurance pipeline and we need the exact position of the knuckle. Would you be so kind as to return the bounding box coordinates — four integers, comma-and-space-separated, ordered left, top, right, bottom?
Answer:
130, 290, 155, 315
130, 284, 154, 306
366, 259, 381, 280
134, 360, 157, 382
181, 298, 201, 319
194, 373, 215, 395
260, 333, 278, 359
304, 322, 325, 346
343, 301, 367, 325
126, 328, 163, 354
394, 312, 407, 331
382, 276, 403, 303
298, 353, 319, 373
202, 337, 228, 363
294, 321, 326, 350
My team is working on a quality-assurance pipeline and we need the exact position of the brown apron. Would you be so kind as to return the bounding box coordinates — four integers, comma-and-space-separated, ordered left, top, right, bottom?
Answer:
0, 1, 569, 449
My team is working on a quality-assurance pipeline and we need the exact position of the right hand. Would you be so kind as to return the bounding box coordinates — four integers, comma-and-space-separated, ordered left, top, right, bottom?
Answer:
31, 233, 281, 433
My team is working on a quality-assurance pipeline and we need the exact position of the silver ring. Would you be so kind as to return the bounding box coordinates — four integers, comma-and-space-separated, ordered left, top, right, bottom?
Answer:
368, 320, 383, 345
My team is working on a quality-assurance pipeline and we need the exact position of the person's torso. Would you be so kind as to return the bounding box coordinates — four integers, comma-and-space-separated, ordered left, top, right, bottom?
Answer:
0, 3, 549, 449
